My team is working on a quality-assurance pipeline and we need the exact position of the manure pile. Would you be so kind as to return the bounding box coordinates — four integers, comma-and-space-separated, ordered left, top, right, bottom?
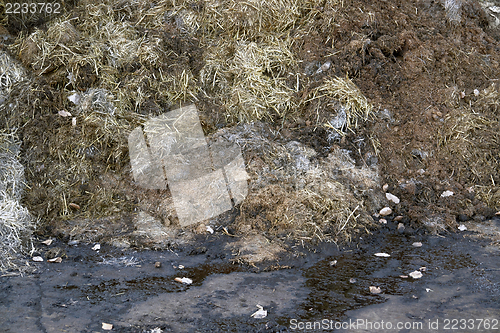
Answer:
0, 0, 499, 271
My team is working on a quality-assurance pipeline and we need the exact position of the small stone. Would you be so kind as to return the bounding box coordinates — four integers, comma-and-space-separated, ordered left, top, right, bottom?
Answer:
379, 218, 387, 224
495, 211, 500, 216
394, 215, 403, 222
460, 91, 466, 99
68, 203, 80, 210
349, 278, 357, 284
174, 277, 193, 285
369, 286, 382, 294
329, 260, 337, 266
41, 239, 53, 246
92, 244, 100, 251
474, 89, 480, 96
386, 192, 400, 204
382, 184, 389, 192
412, 242, 423, 247
379, 207, 392, 216
397, 223, 405, 233
458, 224, 467, 231
58, 110, 72, 117
32, 256, 44, 262
374, 253, 391, 257
400, 275, 408, 278
409, 271, 423, 279
440, 190, 454, 197
154, 261, 161, 268
102, 323, 113, 331
419, 266, 427, 272
305, 120, 312, 126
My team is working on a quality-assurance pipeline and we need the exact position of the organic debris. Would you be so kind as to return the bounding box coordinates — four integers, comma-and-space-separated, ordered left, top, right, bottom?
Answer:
316, 76, 374, 135
0, 131, 36, 273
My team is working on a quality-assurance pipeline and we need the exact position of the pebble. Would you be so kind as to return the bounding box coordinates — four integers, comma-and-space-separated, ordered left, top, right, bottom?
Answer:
409, 271, 423, 279
379, 218, 387, 224
69, 203, 80, 210
329, 260, 337, 266
386, 192, 400, 204
397, 223, 405, 233
155, 262, 161, 268
349, 278, 357, 284
394, 215, 403, 222
379, 207, 392, 216
369, 286, 382, 294
440, 190, 454, 198
412, 242, 423, 247
382, 184, 389, 192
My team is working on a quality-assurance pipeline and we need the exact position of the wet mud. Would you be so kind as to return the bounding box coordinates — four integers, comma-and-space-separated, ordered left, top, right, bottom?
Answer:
1, 218, 499, 332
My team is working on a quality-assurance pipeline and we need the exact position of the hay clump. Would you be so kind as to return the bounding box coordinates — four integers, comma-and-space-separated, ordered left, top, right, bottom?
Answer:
311, 75, 373, 136
0, 132, 36, 273
216, 122, 378, 243
437, 83, 500, 209
199, 33, 297, 121
0, 50, 27, 105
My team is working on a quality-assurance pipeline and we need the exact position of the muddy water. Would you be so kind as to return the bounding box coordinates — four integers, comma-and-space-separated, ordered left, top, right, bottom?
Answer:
1, 219, 499, 333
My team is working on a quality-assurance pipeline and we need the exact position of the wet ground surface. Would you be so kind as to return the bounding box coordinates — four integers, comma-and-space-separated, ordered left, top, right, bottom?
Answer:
1, 218, 500, 333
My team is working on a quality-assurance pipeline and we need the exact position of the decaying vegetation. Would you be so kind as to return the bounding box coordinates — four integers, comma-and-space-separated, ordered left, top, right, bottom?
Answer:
0, 0, 499, 271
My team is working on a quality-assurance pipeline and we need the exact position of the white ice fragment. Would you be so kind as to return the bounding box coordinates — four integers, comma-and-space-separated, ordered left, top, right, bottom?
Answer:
490, 6, 500, 13
374, 253, 390, 257
426, 288, 433, 292
32, 256, 44, 262
440, 190, 454, 198
458, 224, 467, 231
251, 305, 267, 319
92, 244, 101, 251
409, 271, 423, 279
386, 192, 400, 204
